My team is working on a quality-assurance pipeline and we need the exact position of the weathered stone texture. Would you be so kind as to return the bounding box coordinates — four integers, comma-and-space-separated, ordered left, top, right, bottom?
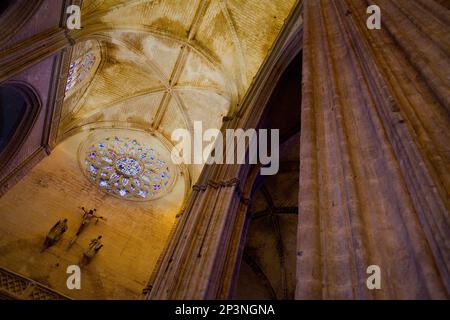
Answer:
297, 0, 449, 299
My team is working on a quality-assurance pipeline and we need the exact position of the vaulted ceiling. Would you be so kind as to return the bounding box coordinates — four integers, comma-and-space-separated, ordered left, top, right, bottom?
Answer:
60, 0, 297, 182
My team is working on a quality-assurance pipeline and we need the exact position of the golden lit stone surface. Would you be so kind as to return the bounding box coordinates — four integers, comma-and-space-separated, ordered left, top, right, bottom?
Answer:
0, 130, 185, 299
0, 0, 297, 300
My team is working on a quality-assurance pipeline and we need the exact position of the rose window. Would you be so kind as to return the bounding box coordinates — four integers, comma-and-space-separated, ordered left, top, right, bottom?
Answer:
82, 136, 173, 201
116, 157, 142, 176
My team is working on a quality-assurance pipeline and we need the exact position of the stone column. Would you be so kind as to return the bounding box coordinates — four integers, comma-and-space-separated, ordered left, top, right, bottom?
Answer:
297, 0, 449, 299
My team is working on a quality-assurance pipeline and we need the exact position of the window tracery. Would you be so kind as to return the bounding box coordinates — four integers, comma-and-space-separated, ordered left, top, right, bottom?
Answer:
66, 51, 96, 92
82, 135, 173, 201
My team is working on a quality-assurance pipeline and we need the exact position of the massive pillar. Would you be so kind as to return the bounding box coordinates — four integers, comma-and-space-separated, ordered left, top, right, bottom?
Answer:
297, 0, 449, 299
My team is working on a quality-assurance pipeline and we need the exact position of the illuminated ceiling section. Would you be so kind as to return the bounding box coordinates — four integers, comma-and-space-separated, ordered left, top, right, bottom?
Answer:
61, 0, 297, 183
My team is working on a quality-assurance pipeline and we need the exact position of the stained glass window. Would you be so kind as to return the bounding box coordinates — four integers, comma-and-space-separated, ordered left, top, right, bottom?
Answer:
82, 136, 173, 201
66, 51, 97, 92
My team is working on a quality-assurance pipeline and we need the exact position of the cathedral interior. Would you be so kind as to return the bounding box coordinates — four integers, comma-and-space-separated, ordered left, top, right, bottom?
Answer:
0, 0, 449, 300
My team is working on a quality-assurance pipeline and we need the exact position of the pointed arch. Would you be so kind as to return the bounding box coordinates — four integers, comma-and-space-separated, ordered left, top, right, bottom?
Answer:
0, 82, 41, 170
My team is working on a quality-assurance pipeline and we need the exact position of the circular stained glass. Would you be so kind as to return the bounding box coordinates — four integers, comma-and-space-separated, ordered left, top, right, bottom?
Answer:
116, 157, 142, 176
82, 135, 173, 201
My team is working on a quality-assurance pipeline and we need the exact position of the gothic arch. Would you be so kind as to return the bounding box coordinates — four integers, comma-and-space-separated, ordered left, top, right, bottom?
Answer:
0, 82, 41, 170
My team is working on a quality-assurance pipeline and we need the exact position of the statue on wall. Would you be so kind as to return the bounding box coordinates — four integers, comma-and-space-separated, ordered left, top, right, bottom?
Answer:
75, 207, 106, 236
41, 218, 68, 252
80, 235, 104, 266
67, 207, 106, 249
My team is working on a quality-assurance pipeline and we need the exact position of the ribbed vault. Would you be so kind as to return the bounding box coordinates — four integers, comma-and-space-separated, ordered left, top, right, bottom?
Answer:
60, 0, 298, 183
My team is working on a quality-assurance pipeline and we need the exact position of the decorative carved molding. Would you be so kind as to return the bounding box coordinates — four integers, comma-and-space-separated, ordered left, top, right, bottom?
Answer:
191, 178, 250, 206
193, 178, 241, 191
0, 267, 69, 300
